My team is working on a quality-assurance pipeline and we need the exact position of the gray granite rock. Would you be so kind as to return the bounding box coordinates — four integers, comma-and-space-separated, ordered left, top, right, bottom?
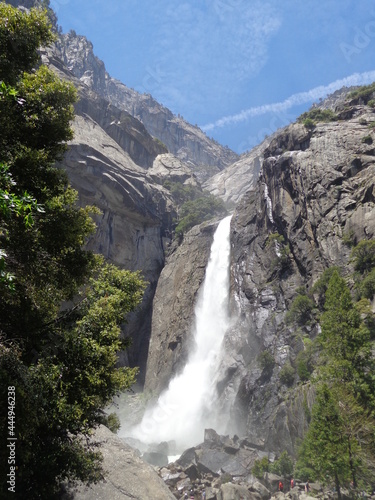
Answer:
54, 32, 239, 179
67, 426, 176, 499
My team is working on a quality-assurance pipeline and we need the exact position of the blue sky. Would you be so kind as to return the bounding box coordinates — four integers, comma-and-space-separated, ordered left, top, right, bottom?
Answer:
53, 0, 375, 153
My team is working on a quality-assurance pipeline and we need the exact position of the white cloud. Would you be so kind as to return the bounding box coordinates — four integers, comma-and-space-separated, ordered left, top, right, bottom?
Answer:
144, 0, 281, 117
202, 70, 375, 131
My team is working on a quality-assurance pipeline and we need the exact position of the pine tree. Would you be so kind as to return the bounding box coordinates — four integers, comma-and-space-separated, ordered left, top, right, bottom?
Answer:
296, 384, 351, 499
297, 270, 375, 492
320, 270, 374, 411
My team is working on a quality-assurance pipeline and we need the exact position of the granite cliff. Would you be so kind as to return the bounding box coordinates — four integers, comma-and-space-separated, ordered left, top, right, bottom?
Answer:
146, 96, 375, 455
7, 0, 375, 478
7, 0, 240, 383
54, 31, 239, 181
35, 45, 183, 380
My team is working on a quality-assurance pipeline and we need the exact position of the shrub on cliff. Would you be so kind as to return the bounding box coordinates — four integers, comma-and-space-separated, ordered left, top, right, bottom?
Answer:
258, 350, 275, 376
298, 108, 338, 128
175, 194, 227, 236
285, 294, 315, 326
348, 82, 375, 104
279, 363, 295, 387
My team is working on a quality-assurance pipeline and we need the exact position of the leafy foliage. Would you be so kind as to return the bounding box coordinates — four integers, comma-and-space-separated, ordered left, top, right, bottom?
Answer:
298, 108, 338, 129
0, 3, 54, 85
0, 5, 146, 497
162, 180, 227, 237
175, 194, 227, 236
271, 451, 294, 478
362, 135, 373, 145
285, 294, 315, 326
252, 452, 294, 480
351, 240, 375, 274
252, 456, 270, 479
162, 180, 202, 206
279, 363, 295, 387
348, 82, 375, 104
311, 266, 341, 310
296, 346, 314, 382
257, 350, 275, 375
359, 268, 375, 299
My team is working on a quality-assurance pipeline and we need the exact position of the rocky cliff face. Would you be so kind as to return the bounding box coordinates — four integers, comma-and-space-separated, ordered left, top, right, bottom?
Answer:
225, 102, 375, 453
54, 32, 239, 180
146, 99, 375, 454
38, 45, 182, 381
145, 220, 218, 395
203, 137, 271, 208
8, 0, 375, 457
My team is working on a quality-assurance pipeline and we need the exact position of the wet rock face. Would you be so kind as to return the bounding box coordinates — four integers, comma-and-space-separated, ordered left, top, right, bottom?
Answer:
144, 220, 218, 394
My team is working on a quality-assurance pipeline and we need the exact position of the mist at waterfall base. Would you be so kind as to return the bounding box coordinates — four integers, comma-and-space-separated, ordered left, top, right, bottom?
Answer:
121, 216, 232, 452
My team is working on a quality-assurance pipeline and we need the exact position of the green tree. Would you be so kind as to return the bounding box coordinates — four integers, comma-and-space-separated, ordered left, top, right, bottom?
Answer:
0, 2, 54, 85
279, 363, 295, 387
0, 5, 146, 497
285, 294, 315, 326
359, 268, 375, 299
298, 108, 338, 128
270, 451, 294, 478
252, 456, 270, 479
350, 240, 375, 274
296, 347, 314, 382
311, 266, 341, 310
297, 269, 375, 492
319, 271, 374, 409
296, 384, 351, 499
175, 194, 227, 236
257, 349, 275, 379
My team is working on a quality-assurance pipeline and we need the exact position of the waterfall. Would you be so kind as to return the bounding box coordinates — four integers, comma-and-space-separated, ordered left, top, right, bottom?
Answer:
126, 215, 232, 451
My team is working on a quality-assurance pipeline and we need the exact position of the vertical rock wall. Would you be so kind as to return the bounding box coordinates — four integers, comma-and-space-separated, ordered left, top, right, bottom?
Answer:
225, 107, 375, 453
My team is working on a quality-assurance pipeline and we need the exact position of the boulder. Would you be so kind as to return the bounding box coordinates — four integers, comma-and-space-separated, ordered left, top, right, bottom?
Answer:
263, 473, 283, 494
205, 487, 218, 500
147, 153, 199, 186
67, 425, 176, 499
204, 428, 223, 447
197, 449, 248, 477
142, 451, 168, 467
184, 463, 201, 481
177, 447, 197, 468
176, 476, 192, 492
218, 482, 260, 500
250, 481, 271, 500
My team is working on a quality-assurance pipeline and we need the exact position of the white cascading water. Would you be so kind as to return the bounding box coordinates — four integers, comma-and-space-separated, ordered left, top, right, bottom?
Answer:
126, 215, 232, 451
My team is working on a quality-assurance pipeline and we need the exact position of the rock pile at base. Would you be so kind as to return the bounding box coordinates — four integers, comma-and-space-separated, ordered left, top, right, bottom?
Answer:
156, 429, 359, 500
158, 428, 276, 499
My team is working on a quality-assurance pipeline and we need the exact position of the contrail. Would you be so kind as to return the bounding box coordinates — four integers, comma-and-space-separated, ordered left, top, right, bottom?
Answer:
202, 70, 375, 131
